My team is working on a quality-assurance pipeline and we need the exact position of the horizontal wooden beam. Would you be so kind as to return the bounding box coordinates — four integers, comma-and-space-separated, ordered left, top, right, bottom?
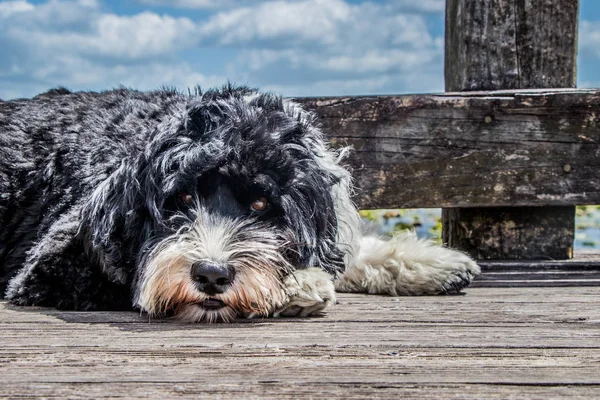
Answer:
296, 89, 600, 209
473, 251, 600, 287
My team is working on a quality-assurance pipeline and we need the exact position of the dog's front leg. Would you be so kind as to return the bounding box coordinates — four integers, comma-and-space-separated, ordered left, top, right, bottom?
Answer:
335, 233, 480, 296
5, 205, 128, 310
5, 205, 81, 307
272, 267, 336, 318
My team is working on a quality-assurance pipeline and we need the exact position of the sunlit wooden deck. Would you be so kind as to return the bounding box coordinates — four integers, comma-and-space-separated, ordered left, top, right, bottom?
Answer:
1, 286, 599, 399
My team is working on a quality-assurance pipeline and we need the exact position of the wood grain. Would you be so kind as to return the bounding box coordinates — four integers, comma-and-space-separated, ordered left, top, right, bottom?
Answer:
1, 287, 599, 399
445, 0, 578, 91
441, 0, 580, 260
473, 251, 600, 287
296, 89, 600, 209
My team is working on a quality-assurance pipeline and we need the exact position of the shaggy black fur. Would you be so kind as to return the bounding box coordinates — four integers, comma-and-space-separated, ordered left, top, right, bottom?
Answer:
0, 86, 345, 311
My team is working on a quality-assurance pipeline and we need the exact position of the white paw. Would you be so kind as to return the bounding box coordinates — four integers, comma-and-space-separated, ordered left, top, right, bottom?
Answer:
274, 268, 336, 317
336, 233, 480, 296
435, 248, 480, 294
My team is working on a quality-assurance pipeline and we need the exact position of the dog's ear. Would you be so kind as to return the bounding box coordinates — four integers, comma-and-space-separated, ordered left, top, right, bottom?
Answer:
80, 158, 150, 285
281, 170, 347, 275
281, 122, 360, 275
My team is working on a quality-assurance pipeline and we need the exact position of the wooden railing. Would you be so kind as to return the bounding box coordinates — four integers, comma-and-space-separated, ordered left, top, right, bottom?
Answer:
297, 0, 600, 286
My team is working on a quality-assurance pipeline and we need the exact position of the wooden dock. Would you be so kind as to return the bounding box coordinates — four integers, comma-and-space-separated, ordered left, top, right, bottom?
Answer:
1, 286, 599, 399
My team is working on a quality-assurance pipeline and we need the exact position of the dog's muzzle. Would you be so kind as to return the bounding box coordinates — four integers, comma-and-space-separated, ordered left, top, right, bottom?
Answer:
136, 211, 292, 322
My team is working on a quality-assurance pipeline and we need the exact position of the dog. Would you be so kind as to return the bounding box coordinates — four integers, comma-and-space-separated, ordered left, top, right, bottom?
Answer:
0, 85, 480, 322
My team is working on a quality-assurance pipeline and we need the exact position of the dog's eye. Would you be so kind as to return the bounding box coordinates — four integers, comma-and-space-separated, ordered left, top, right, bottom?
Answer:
250, 197, 268, 212
179, 192, 194, 204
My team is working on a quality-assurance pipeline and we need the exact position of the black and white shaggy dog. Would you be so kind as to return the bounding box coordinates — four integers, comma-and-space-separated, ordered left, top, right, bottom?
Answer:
0, 86, 480, 322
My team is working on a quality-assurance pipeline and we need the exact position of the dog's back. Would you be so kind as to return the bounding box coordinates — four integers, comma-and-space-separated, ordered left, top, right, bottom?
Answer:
0, 88, 181, 293
0, 92, 61, 290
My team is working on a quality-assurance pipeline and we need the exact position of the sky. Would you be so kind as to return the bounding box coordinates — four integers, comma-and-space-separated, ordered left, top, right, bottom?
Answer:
1, 0, 599, 100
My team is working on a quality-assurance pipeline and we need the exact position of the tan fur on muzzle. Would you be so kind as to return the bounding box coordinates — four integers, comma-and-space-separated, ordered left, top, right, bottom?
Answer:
135, 212, 292, 322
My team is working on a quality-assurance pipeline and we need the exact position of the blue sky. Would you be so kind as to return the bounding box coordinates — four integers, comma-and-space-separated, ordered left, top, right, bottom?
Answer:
1, 0, 599, 99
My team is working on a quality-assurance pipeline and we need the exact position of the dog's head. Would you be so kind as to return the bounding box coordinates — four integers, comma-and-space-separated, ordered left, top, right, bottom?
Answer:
82, 86, 357, 322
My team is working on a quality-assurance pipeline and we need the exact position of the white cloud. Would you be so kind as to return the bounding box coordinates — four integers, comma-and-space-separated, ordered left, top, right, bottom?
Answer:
390, 0, 445, 13
198, 0, 440, 50
261, 67, 443, 97
576, 20, 600, 89
198, 0, 443, 80
241, 46, 442, 75
114, 63, 225, 91
3, 2, 197, 61
0, 0, 34, 18
577, 80, 600, 89
580, 21, 600, 58
91, 12, 196, 59
138, 0, 446, 13
0, 0, 210, 99
264, 75, 395, 97
199, 0, 351, 46
203, 1, 426, 46
0, 57, 225, 99
0, 0, 445, 99
138, 0, 240, 8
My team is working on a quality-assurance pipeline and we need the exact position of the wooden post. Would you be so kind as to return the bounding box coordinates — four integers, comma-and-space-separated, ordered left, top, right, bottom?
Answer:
443, 0, 579, 259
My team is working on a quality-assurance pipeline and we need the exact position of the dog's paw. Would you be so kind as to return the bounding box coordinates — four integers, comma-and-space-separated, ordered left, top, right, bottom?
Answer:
336, 234, 480, 296
439, 263, 478, 295
5, 269, 40, 306
6, 290, 36, 307
434, 248, 480, 294
274, 268, 336, 318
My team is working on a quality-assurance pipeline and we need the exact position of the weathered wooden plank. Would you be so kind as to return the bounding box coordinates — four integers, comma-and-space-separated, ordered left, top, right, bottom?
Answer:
1, 287, 600, 399
1, 352, 599, 385
2, 382, 600, 400
472, 279, 600, 288
473, 252, 600, 287
5, 296, 600, 326
479, 253, 600, 271
296, 89, 600, 209
442, 0, 580, 260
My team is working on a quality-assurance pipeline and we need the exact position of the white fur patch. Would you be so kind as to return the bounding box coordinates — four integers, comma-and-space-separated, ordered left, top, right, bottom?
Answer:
335, 232, 480, 296
135, 209, 290, 322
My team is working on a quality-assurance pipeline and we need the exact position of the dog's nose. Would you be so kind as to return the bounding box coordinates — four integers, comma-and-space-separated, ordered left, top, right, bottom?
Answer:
191, 261, 234, 295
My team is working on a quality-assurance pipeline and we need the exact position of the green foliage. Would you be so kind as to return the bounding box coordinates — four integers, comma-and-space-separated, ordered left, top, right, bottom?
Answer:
394, 221, 414, 232
429, 217, 443, 244
358, 210, 380, 221
576, 205, 600, 218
